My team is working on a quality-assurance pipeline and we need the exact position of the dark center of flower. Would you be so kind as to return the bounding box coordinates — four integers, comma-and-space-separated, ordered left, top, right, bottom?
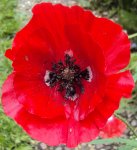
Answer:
44, 53, 92, 101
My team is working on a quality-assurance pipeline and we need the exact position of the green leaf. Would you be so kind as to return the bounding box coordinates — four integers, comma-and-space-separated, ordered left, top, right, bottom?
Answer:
90, 138, 137, 147
15, 145, 32, 150
119, 10, 137, 32
78, 0, 91, 7
118, 145, 135, 150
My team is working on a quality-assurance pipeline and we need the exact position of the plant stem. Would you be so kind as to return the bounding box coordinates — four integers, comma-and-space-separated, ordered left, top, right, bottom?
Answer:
115, 113, 137, 138
128, 33, 137, 39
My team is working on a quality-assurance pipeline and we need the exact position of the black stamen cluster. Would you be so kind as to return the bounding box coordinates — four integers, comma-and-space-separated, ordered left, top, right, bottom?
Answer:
46, 54, 90, 100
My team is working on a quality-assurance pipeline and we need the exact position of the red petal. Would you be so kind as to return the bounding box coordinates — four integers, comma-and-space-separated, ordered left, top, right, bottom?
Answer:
106, 70, 135, 98
92, 70, 134, 125
65, 24, 105, 73
91, 18, 130, 74
7, 3, 106, 120
100, 116, 126, 138
65, 27, 106, 121
32, 3, 68, 61
96, 95, 121, 125
5, 49, 14, 60
2, 74, 99, 147
32, 3, 96, 62
13, 46, 52, 75
32, 3, 95, 32
2, 73, 23, 118
74, 89, 103, 121
13, 72, 65, 119
14, 109, 99, 148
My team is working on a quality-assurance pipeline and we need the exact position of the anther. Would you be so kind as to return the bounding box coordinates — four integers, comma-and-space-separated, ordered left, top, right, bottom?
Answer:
44, 52, 92, 101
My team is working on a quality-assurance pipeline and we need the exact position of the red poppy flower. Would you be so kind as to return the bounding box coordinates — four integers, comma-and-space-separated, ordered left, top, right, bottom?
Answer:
100, 115, 126, 138
2, 3, 134, 147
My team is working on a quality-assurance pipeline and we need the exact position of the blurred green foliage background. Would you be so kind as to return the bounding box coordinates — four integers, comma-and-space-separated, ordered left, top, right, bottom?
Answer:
0, 0, 37, 149
0, 0, 137, 149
